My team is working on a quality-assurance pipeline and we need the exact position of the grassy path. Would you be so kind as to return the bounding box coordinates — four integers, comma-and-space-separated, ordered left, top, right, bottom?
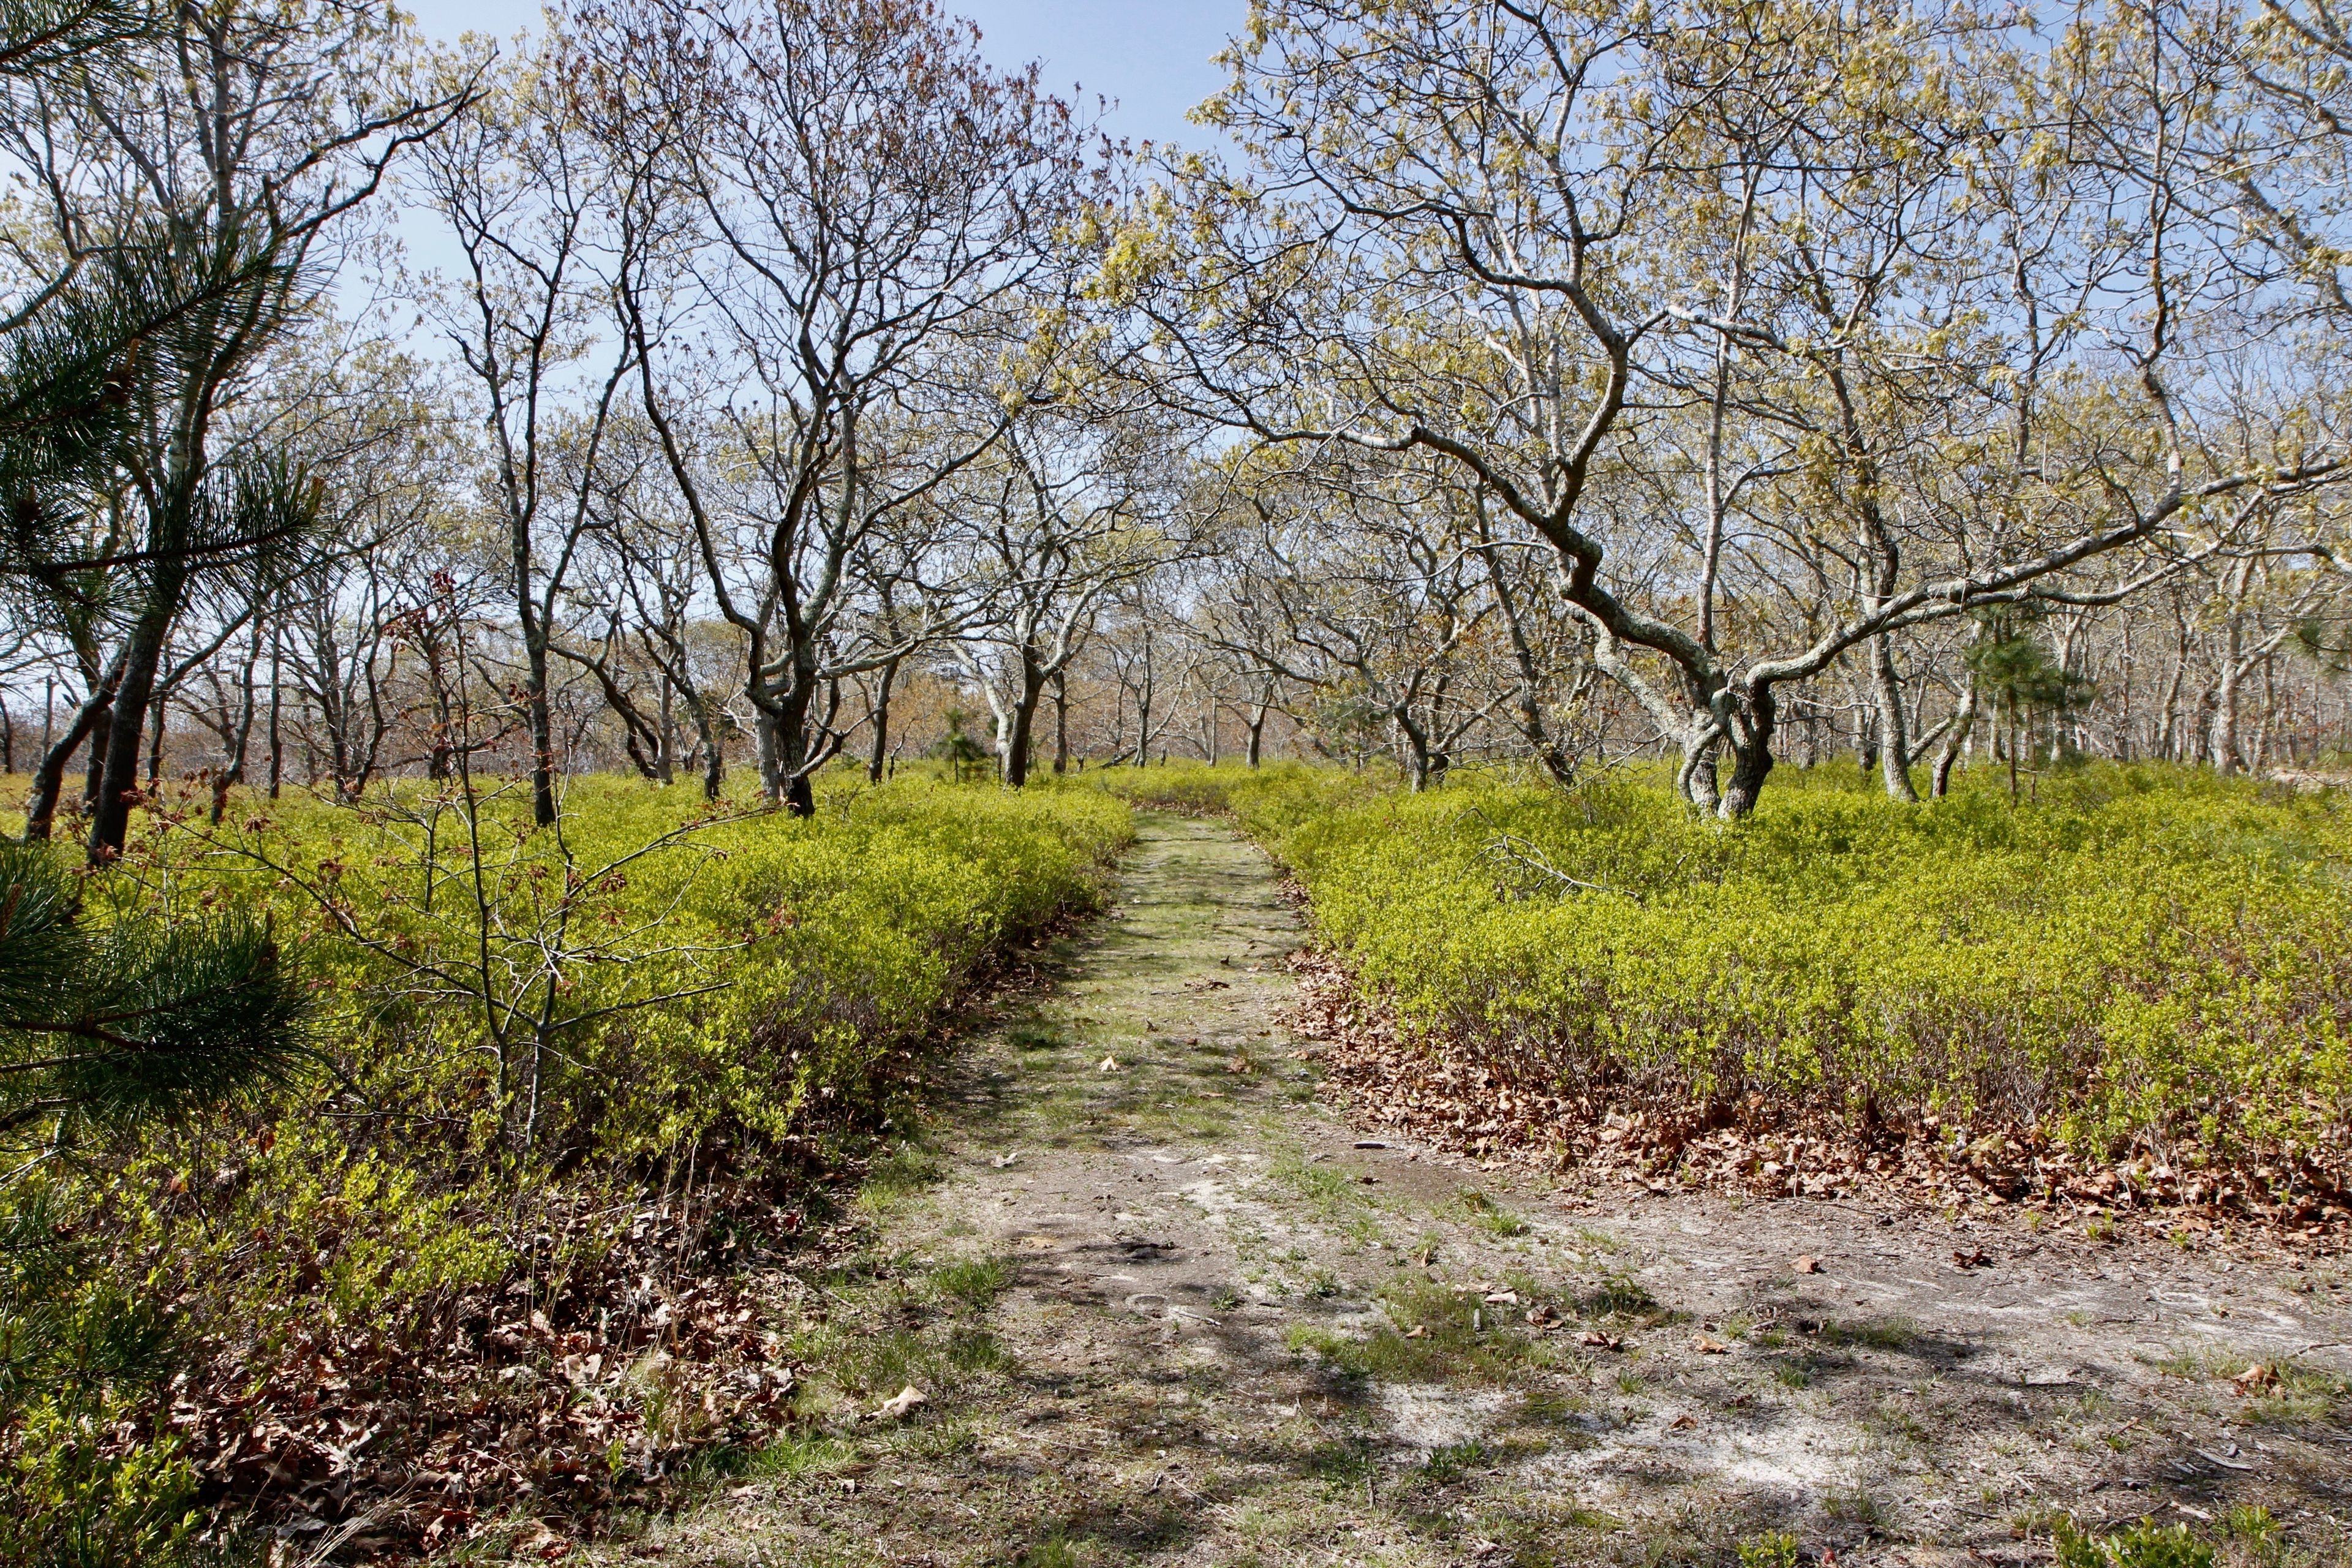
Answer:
598, 813, 2352, 1568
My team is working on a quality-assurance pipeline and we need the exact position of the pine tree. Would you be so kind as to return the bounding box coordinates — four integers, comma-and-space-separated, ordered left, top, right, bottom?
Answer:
0, 1, 312, 1147
1966, 607, 2098, 801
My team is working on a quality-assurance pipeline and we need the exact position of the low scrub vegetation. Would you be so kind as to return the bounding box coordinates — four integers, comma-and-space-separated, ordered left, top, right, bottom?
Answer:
1107, 761, 2352, 1221
0, 774, 1128, 1559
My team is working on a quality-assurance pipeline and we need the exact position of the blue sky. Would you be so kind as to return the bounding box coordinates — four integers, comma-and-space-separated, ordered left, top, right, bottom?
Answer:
394, 0, 1244, 154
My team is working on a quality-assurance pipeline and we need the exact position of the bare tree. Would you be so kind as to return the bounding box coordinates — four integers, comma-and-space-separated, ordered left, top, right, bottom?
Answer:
1222, 462, 1503, 790
952, 401, 1185, 786
412, 41, 636, 827
1133, 0, 2352, 813
0, 0, 464, 857
575, 0, 1108, 812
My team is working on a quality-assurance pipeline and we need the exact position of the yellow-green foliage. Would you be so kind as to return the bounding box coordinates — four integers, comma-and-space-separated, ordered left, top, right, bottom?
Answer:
0, 1389, 197, 1568
112, 772, 1130, 1170
1, 771, 1128, 1562
1120, 761, 2352, 1170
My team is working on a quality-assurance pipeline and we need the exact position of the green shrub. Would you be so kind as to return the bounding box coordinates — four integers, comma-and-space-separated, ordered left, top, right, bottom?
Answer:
2056, 1520, 2215, 1568
118, 772, 1130, 1169
0, 1390, 199, 1568
0, 1194, 199, 1568
1217, 762, 2352, 1180
0, 771, 1131, 1553
1736, 1532, 1802, 1568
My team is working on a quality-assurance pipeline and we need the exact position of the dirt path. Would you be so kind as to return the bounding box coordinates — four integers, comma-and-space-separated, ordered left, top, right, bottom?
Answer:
600, 814, 2352, 1567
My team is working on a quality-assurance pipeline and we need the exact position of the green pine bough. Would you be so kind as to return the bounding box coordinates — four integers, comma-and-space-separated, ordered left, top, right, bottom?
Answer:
0, 839, 311, 1568
0, 842, 309, 1149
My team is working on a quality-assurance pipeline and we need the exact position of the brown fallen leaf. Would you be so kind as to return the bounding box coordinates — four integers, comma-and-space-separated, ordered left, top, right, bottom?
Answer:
1792, 1254, 1822, 1274
1098, 1055, 1121, 1073
1579, 1330, 1623, 1350
1403, 1324, 1427, 1340
872, 1385, 927, 1422
1693, 1336, 1731, 1354
1951, 1248, 1993, 1270
1668, 1413, 1697, 1430
2230, 1363, 2280, 1397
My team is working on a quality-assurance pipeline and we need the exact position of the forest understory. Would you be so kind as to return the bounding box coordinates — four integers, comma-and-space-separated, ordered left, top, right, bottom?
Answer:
1292, 946, 2352, 1259
2, 762, 2348, 1566
589, 811, 2352, 1568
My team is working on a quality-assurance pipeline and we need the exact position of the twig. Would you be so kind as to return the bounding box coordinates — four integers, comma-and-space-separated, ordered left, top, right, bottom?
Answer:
1459, 803, 1640, 900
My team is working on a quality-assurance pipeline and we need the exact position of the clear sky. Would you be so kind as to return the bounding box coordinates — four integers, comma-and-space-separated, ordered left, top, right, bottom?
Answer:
393, 0, 1245, 154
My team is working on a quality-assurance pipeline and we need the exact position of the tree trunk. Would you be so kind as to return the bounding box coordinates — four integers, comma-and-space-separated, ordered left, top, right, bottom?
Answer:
87, 585, 178, 861
516, 527, 559, 828
266, 630, 284, 799
1052, 670, 1069, 775
756, 707, 783, 802
1719, 734, 1773, 819
1483, 547, 1577, 786
1678, 736, 1722, 813
145, 687, 168, 789
1871, 633, 1919, 802
1931, 680, 1976, 798
2157, 617, 2189, 763
21, 685, 111, 842
210, 638, 262, 824
2254, 656, 2275, 773
1395, 710, 1434, 792
570, 644, 666, 781
700, 712, 725, 800
676, 690, 725, 801
82, 703, 110, 815
655, 673, 676, 785
2212, 635, 2244, 772
867, 658, 898, 784
761, 673, 821, 816
1003, 655, 1046, 789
